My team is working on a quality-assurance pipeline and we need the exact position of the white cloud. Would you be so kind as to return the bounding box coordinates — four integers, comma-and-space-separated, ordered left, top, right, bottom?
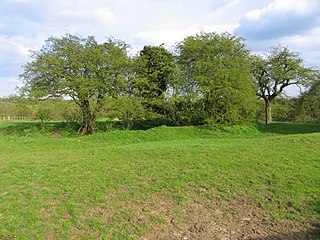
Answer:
0, 77, 21, 97
280, 27, 320, 50
58, 8, 115, 24
0, 0, 319, 97
0, 37, 28, 58
132, 24, 240, 48
236, 0, 320, 40
245, 0, 308, 21
245, 0, 314, 21
245, 9, 264, 21
279, 27, 320, 67
267, 0, 314, 14
0, 35, 44, 66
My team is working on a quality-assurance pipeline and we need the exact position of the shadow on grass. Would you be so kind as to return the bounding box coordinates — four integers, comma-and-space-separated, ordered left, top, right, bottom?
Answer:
0, 121, 79, 136
97, 118, 168, 131
0, 118, 168, 136
250, 224, 320, 240
256, 121, 320, 135
1, 120, 319, 137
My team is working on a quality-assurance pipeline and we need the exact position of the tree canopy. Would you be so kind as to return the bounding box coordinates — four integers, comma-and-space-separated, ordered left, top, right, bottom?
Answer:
251, 46, 317, 125
174, 32, 256, 124
295, 77, 320, 120
18, 33, 319, 133
133, 45, 175, 115
20, 34, 129, 134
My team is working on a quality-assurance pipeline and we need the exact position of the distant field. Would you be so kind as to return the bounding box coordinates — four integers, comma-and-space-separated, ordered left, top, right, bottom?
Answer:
0, 121, 319, 239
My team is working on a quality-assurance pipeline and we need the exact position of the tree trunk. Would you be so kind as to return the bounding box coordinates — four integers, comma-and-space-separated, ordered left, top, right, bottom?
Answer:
79, 100, 97, 134
265, 100, 272, 125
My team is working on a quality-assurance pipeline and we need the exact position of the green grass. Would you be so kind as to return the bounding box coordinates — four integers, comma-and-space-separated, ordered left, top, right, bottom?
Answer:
0, 121, 319, 239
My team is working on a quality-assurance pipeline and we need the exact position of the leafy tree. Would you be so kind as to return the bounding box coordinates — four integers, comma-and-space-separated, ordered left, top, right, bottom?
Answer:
20, 34, 129, 134
175, 32, 256, 124
133, 45, 174, 115
0, 96, 33, 119
102, 96, 146, 130
269, 97, 296, 122
31, 98, 74, 121
251, 46, 317, 125
36, 102, 51, 129
295, 78, 320, 120
0, 100, 14, 118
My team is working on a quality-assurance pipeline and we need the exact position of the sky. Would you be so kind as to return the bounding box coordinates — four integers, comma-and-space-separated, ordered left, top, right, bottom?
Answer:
0, 0, 319, 97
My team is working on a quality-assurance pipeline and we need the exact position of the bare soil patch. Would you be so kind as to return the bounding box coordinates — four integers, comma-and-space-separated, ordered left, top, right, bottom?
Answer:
120, 194, 320, 240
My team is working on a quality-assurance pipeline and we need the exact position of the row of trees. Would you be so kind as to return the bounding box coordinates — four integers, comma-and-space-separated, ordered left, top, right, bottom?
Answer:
1, 95, 318, 124
0, 96, 75, 122
19, 32, 319, 134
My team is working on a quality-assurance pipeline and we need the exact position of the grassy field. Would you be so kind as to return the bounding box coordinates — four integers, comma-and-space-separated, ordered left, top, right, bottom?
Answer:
0, 121, 319, 239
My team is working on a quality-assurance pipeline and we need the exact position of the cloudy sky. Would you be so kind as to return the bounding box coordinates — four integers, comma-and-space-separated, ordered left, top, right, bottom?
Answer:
0, 0, 319, 97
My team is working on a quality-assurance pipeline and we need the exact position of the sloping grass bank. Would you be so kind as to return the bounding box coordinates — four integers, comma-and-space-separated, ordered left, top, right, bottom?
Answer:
0, 122, 319, 239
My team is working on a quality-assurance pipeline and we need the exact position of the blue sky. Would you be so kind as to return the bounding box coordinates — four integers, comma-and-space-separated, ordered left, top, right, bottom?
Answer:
1, 0, 319, 97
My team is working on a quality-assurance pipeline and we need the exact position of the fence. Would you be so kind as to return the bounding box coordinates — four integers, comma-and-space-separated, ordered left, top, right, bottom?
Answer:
1, 116, 28, 121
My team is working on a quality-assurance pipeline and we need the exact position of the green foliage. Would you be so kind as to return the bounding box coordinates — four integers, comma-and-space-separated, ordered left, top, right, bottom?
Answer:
252, 45, 318, 124
36, 103, 51, 129
173, 32, 256, 125
102, 96, 146, 130
133, 45, 175, 114
272, 98, 297, 121
255, 98, 297, 122
20, 34, 130, 134
0, 100, 17, 118
0, 96, 34, 119
17, 32, 319, 131
294, 79, 320, 121
166, 97, 205, 126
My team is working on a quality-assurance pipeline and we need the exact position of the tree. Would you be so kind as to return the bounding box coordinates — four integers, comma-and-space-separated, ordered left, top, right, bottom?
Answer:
36, 102, 52, 129
252, 46, 317, 125
295, 77, 320, 120
133, 45, 174, 115
175, 32, 256, 124
0, 95, 34, 119
20, 34, 129, 134
102, 96, 146, 130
